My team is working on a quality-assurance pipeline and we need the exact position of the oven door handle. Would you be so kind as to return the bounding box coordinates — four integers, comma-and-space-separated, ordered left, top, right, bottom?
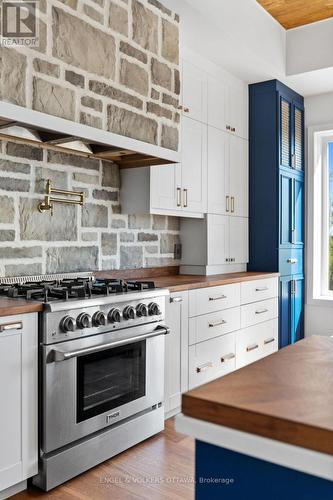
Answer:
49, 325, 171, 363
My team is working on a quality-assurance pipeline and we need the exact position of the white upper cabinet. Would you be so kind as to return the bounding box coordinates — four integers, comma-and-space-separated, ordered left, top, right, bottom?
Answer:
229, 134, 248, 217
207, 75, 228, 131
150, 163, 182, 213
182, 60, 207, 123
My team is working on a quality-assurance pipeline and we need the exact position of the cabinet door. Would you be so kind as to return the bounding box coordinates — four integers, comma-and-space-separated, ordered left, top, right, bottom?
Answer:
230, 217, 249, 264
293, 105, 304, 171
207, 214, 230, 266
207, 75, 228, 131
292, 277, 304, 343
150, 164, 182, 213
280, 277, 292, 348
228, 80, 248, 140
181, 117, 207, 214
207, 126, 229, 215
293, 177, 304, 246
182, 59, 207, 123
280, 172, 293, 246
229, 135, 248, 217
164, 292, 189, 417
280, 97, 292, 169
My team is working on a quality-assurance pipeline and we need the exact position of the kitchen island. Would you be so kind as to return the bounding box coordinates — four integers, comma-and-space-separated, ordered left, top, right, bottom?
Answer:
177, 336, 333, 499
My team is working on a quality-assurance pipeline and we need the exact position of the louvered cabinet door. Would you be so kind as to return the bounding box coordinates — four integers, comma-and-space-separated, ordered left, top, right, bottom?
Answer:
293, 105, 304, 171
280, 97, 292, 169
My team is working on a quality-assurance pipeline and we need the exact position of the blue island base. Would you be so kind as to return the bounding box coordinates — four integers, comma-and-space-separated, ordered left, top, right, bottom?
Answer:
196, 440, 333, 500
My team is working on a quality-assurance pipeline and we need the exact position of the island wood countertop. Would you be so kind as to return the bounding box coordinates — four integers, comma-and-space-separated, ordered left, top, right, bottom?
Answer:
182, 336, 333, 456
0, 298, 43, 318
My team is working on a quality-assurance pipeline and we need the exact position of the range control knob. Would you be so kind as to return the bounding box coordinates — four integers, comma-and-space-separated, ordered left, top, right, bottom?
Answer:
60, 316, 76, 333
108, 308, 122, 323
136, 303, 148, 317
148, 302, 161, 316
76, 313, 92, 330
123, 305, 135, 320
92, 311, 107, 327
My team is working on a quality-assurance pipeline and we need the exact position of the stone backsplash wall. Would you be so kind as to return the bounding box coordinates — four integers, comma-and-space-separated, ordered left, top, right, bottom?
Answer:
1, 0, 180, 150
0, 139, 180, 276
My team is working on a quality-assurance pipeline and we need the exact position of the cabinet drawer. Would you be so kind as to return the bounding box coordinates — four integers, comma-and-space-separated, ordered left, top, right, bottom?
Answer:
236, 319, 278, 369
279, 248, 303, 277
189, 307, 240, 345
189, 333, 236, 389
189, 284, 240, 317
241, 298, 278, 329
241, 278, 278, 305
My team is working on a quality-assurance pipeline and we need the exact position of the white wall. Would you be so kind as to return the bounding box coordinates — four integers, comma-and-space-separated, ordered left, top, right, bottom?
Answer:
305, 92, 333, 337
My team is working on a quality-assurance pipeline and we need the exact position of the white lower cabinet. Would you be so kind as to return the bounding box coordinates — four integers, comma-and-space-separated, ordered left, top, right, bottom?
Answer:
236, 319, 278, 369
0, 313, 38, 498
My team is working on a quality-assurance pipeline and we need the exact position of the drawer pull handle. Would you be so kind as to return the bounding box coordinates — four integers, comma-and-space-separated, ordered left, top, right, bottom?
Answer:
221, 353, 235, 363
0, 322, 23, 332
209, 295, 227, 301
264, 337, 275, 345
255, 287, 269, 292
287, 258, 298, 264
170, 296, 183, 303
177, 187, 182, 207
209, 320, 227, 328
255, 309, 269, 315
196, 362, 213, 373
246, 343, 259, 352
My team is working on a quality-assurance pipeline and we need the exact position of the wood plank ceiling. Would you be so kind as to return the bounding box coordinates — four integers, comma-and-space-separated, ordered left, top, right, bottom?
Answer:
257, 0, 333, 29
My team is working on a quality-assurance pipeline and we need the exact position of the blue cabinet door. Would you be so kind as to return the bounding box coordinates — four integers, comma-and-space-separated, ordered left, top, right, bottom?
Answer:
280, 97, 292, 169
293, 177, 304, 246
292, 105, 304, 172
293, 276, 304, 343
280, 277, 292, 348
280, 173, 293, 247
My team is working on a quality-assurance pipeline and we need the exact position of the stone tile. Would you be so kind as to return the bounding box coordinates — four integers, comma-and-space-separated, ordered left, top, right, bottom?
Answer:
162, 93, 179, 108
89, 81, 143, 110
91, 0, 104, 6
109, 2, 128, 35
81, 232, 98, 242
102, 259, 118, 270
58, 0, 78, 7
120, 232, 135, 242
0, 178, 30, 192
33, 77, 75, 120
80, 112, 102, 129
160, 233, 180, 254
93, 189, 118, 202
111, 218, 126, 229
145, 245, 158, 254
0, 230, 15, 242
152, 215, 166, 230
0, 49, 26, 106
120, 41, 147, 64
101, 233, 117, 255
138, 232, 158, 242
120, 246, 143, 269
120, 59, 148, 97
33, 58, 60, 78
161, 124, 179, 151
0, 196, 14, 223
102, 162, 120, 188
5, 263, 42, 277
162, 19, 179, 64
52, 7, 115, 79
83, 3, 103, 23
107, 104, 158, 145
46, 246, 99, 273
145, 257, 175, 267
151, 58, 172, 90
73, 172, 99, 185
0, 160, 30, 175
168, 216, 180, 231
112, 205, 121, 214
148, 0, 172, 16
151, 88, 160, 100
128, 214, 150, 229
35, 167, 68, 194
132, 0, 158, 53
147, 102, 172, 120
174, 69, 180, 95
6, 142, 43, 161
34, 19, 47, 54
174, 112, 180, 124
0, 246, 42, 259
82, 203, 108, 227
48, 150, 100, 171
81, 96, 103, 112
20, 198, 78, 241
65, 70, 85, 88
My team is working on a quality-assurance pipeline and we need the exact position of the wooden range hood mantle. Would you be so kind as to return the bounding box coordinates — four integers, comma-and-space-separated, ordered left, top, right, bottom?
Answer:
0, 102, 179, 169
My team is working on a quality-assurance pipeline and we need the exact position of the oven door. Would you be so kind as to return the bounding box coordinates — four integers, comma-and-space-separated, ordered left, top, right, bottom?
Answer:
42, 324, 168, 454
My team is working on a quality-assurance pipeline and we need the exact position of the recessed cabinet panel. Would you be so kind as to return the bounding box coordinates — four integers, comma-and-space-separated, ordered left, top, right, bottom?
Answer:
280, 173, 293, 246
294, 177, 304, 245
228, 81, 248, 140
229, 135, 248, 217
182, 60, 207, 123
150, 164, 182, 212
280, 98, 291, 168
207, 75, 228, 131
207, 127, 229, 215
207, 215, 230, 266
230, 217, 249, 264
294, 106, 304, 171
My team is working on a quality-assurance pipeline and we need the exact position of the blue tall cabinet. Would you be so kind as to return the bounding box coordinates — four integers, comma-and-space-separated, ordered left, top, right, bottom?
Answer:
248, 80, 304, 348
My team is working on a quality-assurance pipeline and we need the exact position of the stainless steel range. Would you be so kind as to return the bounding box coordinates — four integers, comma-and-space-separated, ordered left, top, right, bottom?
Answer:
0, 272, 170, 491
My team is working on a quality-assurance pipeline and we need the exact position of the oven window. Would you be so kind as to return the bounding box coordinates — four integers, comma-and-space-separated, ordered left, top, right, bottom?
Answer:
77, 340, 146, 423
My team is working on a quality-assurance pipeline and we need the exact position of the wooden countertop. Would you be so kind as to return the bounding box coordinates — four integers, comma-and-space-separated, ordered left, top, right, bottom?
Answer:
182, 336, 333, 456
0, 298, 43, 317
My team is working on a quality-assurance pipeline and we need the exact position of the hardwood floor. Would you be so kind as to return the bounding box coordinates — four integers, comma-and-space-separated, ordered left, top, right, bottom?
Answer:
11, 418, 194, 500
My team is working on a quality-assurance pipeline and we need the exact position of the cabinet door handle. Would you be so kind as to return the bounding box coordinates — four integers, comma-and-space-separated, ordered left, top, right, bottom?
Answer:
170, 296, 183, 303
221, 353, 235, 363
177, 105, 183, 111
291, 153, 296, 169
184, 107, 190, 113
231, 127, 236, 133
246, 343, 259, 352
177, 187, 182, 207
226, 195, 230, 212
255, 286, 269, 292
264, 337, 276, 345
0, 321, 23, 332
226, 125, 231, 131
209, 295, 227, 301
255, 309, 269, 315
183, 188, 188, 208
231, 196, 235, 213
209, 320, 227, 328
287, 258, 298, 264
196, 361, 213, 373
